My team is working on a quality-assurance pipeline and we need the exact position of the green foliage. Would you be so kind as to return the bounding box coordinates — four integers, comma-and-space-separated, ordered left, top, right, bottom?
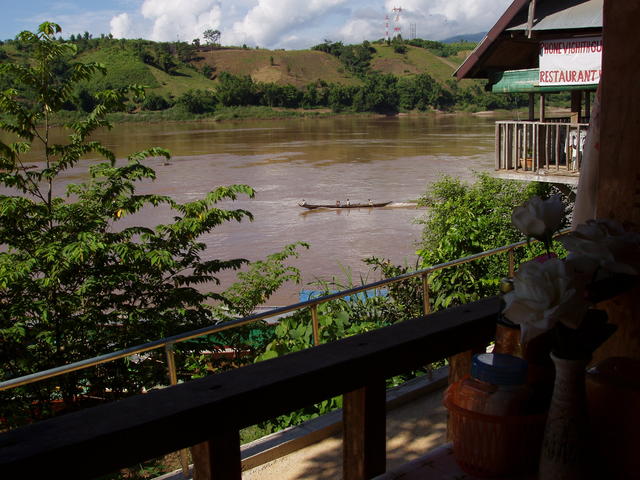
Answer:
78, 45, 160, 91
177, 88, 216, 113
0, 22, 297, 427
251, 263, 434, 435
216, 72, 256, 106
406, 38, 476, 57
201, 64, 214, 79
312, 39, 374, 77
142, 93, 171, 111
416, 174, 564, 310
203, 29, 221, 49
398, 73, 450, 111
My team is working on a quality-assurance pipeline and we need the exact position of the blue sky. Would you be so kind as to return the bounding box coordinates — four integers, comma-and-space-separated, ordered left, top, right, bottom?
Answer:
1, 1, 510, 49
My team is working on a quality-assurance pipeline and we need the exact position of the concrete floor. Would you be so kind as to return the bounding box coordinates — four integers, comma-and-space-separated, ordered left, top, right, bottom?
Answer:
242, 387, 448, 480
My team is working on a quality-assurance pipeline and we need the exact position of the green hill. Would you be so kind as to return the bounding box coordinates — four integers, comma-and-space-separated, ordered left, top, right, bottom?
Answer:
1, 36, 475, 96
0, 35, 508, 119
193, 48, 360, 88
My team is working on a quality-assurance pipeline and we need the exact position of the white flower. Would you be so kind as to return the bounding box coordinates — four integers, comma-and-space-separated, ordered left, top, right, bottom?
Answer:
503, 258, 589, 343
560, 219, 640, 275
511, 195, 564, 241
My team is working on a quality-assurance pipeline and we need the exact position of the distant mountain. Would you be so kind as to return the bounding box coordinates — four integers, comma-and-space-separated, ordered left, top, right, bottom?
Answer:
441, 32, 487, 44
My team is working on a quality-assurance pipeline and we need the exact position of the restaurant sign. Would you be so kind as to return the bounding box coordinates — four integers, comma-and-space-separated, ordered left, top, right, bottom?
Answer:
539, 37, 602, 86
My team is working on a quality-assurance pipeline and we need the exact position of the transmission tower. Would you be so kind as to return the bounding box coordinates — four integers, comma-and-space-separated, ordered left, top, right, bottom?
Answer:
392, 6, 402, 38
385, 14, 390, 42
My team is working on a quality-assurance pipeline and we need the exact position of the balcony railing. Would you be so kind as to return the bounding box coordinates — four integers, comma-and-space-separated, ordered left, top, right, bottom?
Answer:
0, 296, 500, 479
495, 121, 589, 183
0, 232, 571, 397
1, 272, 634, 480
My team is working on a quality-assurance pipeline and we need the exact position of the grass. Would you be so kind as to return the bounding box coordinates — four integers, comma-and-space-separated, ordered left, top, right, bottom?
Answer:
194, 48, 361, 88
149, 65, 214, 98
77, 46, 159, 90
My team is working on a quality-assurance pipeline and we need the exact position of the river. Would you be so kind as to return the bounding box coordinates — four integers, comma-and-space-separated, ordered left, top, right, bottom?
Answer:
13, 113, 499, 305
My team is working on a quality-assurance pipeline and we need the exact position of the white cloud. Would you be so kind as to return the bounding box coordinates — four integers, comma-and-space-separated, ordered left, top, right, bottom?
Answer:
110, 13, 132, 38
380, 0, 511, 39
106, 0, 510, 48
224, 0, 349, 48
110, 0, 224, 42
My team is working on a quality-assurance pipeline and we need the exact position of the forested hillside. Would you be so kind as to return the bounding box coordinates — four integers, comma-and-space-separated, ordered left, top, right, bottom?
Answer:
0, 31, 529, 120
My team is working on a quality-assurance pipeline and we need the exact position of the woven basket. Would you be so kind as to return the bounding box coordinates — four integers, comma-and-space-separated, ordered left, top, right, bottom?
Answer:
444, 383, 547, 478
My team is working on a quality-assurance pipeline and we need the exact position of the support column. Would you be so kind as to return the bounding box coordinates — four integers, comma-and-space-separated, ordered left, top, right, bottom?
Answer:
343, 381, 386, 480
570, 91, 582, 123
590, 0, 640, 362
528, 93, 535, 121
192, 429, 241, 480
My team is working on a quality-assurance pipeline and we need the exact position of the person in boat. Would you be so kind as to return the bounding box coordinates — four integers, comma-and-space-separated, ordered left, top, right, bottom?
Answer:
301, 199, 307, 206
336, 200, 341, 207
368, 199, 373, 206
346, 198, 350, 206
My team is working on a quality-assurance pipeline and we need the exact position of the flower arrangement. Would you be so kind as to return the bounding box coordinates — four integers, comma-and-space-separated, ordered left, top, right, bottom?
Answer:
503, 195, 639, 359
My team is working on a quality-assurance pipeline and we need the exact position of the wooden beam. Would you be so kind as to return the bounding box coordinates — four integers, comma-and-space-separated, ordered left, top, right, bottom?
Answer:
343, 381, 387, 480
591, 0, 640, 362
527, 0, 537, 39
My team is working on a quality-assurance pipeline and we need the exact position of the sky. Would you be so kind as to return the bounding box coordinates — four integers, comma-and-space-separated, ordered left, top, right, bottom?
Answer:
1, 0, 511, 49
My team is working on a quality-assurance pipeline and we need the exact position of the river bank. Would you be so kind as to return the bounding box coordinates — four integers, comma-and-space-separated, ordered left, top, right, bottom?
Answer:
49, 104, 520, 126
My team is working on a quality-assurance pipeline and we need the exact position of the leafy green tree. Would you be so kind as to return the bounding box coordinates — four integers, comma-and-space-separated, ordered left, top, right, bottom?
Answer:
0, 22, 298, 427
357, 73, 399, 113
216, 72, 256, 106
142, 92, 170, 111
416, 174, 560, 310
203, 29, 221, 50
201, 64, 214, 79
177, 88, 216, 113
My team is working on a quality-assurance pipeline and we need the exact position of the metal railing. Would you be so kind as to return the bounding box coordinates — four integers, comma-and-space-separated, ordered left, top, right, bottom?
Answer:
0, 230, 569, 395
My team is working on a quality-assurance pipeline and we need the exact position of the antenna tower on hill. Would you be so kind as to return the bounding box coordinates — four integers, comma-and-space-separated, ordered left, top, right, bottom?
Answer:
392, 6, 402, 38
385, 14, 390, 42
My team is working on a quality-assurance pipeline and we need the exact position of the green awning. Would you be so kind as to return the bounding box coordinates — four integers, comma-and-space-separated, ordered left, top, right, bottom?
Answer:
489, 69, 598, 93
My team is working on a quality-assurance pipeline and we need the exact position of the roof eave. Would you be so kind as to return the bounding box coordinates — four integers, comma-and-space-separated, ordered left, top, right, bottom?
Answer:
454, 0, 532, 80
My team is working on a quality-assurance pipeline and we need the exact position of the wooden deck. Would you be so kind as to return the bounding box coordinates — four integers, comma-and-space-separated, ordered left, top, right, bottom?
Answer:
495, 121, 589, 185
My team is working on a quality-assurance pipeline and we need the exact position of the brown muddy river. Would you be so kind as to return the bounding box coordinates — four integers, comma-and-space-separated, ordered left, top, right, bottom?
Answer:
14, 114, 501, 304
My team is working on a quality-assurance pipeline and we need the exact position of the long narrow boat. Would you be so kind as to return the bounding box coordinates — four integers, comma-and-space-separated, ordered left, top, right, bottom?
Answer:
298, 201, 392, 210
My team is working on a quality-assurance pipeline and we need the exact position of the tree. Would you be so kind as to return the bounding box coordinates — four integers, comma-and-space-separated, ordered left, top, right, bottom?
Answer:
416, 174, 559, 310
0, 22, 301, 427
203, 29, 221, 50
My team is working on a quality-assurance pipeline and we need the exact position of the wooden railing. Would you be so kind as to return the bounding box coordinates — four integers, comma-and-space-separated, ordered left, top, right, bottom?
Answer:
0, 297, 500, 480
495, 121, 589, 176
1, 273, 635, 480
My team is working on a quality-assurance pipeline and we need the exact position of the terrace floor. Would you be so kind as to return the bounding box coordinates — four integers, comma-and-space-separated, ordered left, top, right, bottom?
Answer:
157, 372, 449, 480
243, 383, 447, 480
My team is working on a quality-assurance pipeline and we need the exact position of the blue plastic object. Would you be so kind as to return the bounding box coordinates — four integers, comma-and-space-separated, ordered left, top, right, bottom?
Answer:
471, 353, 528, 386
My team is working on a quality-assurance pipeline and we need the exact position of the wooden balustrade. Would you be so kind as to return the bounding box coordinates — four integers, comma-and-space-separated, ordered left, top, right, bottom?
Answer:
0, 297, 500, 480
495, 121, 589, 181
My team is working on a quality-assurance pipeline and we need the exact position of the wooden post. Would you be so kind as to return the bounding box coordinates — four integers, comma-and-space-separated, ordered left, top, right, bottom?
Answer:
495, 122, 500, 170
191, 429, 241, 480
585, 90, 591, 122
589, 0, 640, 362
343, 380, 387, 480
540, 93, 546, 122
570, 91, 582, 123
528, 93, 535, 121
